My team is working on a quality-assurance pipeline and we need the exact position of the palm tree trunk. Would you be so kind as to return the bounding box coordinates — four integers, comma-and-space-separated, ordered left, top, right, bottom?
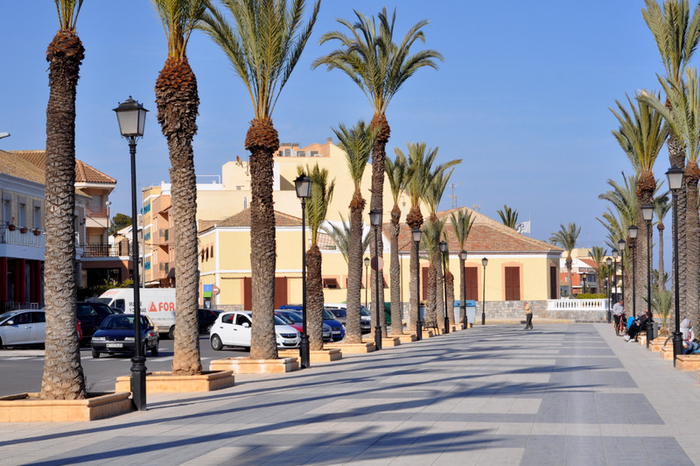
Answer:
685, 161, 700, 328
445, 270, 455, 326
406, 205, 423, 333
306, 245, 324, 351
370, 113, 390, 336
458, 257, 466, 325
433, 252, 444, 330
566, 257, 573, 297
389, 204, 402, 335
245, 117, 279, 360
657, 224, 665, 291
156, 57, 202, 375
345, 190, 364, 344
41, 29, 86, 400
426, 261, 437, 325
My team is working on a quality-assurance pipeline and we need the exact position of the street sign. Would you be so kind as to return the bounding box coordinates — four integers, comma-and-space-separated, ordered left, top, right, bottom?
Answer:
212, 285, 220, 296
371, 256, 384, 271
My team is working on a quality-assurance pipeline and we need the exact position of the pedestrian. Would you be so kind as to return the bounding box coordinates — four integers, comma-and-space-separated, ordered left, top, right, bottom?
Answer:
681, 318, 699, 354
613, 299, 625, 334
523, 301, 533, 329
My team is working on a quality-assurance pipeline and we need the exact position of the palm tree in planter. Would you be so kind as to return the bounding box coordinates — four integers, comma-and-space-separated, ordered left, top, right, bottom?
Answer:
441, 232, 455, 328
313, 7, 443, 334
421, 218, 444, 328
154, 0, 207, 375
451, 209, 474, 325
200, 0, 320, 359
41, 0, 86, 400
653, 192, 671, 291
299, 164, 335, 351
385, 150, 409, 335
549, 223, 581, 298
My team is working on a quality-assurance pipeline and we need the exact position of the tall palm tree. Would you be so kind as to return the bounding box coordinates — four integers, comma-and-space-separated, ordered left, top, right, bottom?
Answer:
442, 231, 455, 327
451, 209, 474, 324
41, 0, 86, 400
549, 223, 581, 297
385, 151, 408, 335
610, 94, 668, 317
588, 246, 608, 295
200, 0, 320, 359
299, 164, 335, 351
332, 121, 376, 344
654, 192, 671, 291
421, 218, 444, 327
154, 0, 207, 376
497, 205, 519, 229
313, 8, 443, 331
644, 68, 700, 326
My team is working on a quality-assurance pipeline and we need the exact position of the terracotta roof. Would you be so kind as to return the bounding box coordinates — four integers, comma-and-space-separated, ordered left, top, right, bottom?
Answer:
9, 150, 116, 184
208, 208, 303, 228
384, 206, 563, 255
0, 150, 46, 184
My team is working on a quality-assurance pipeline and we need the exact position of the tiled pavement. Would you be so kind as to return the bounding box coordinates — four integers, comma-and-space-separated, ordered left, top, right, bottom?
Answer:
1, 323, 699, 465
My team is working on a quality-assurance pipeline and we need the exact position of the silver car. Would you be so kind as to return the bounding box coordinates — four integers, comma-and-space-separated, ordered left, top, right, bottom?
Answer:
0, 309, 46, 348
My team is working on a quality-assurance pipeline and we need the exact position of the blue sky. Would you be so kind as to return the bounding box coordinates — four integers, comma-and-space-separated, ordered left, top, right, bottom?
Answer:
0, 1, 674, 255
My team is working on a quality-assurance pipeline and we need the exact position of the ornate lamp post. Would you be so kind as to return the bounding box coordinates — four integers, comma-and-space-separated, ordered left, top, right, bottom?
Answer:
460, 250, 468, 328
481, 257, 488, 325
364, 256, 370, 311
641, 203, 654, 348
617, 238, 626, 309
294, 174, 312, 369
628, 225, 638, 318
114, 96, 149, 411
580, 272, 587, 294
439, 240, 450, 334
667, 167, 684, 366
612, 248, 619, 302
412, 228, 422, 340
606, 256, 612, 323
369, 209, 383, 350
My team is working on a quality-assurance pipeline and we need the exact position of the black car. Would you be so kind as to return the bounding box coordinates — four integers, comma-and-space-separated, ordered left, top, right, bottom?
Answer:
77, 301, 121, 342
198, 309, 221, 334
90, 314, 159, 358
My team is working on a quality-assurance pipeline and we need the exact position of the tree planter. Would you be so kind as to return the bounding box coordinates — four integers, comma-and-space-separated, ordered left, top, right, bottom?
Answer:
278, 348, 342, 363
325, 342, 376, 353
209, 357, 299, 374
389, 334, 417, 343
0, 392, 132, 422
114, 371, 235, 393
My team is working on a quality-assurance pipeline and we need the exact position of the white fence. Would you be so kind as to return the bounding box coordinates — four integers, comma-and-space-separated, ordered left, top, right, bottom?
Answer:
547, 299, 609, 312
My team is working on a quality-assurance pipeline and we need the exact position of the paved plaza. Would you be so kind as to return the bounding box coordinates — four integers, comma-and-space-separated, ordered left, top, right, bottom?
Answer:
1, 323, 700, 465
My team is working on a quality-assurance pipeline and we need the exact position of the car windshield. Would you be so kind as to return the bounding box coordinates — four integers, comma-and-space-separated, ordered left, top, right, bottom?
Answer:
360, 307, 370, 316
275, 314, 292, 324
278, 312, 303, 323
100, 315, 134, 330
322, 310, 335, 320
273, 315, 288, 325
0, 311, 21, 322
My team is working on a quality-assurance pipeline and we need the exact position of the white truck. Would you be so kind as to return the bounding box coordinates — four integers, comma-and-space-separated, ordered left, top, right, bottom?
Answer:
97, 288, 177, 339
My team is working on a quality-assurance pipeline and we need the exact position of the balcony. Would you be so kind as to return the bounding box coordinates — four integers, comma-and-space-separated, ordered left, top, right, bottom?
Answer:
1, 226, 45, 248
83, 242, 131, 258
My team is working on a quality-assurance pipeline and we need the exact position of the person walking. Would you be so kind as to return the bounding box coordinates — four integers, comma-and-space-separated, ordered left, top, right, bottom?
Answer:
523, 301, 533, 330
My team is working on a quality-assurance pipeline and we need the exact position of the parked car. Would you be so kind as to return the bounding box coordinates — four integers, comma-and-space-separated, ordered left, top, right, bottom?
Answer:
275, 311, 332, 342
198, 309, 221, 334
77, 301, 121, 342
90, 314, 159, 358
0, 309, 46, 348
278, 305, 345, 341
209, 311, 301, 351
325, 303, 372, 334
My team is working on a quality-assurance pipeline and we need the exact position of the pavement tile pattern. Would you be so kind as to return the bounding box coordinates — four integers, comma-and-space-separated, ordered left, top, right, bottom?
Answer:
0, 323, 699, 465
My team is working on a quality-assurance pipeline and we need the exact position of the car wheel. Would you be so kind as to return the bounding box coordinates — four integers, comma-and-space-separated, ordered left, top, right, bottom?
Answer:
151, 345, 159, 357
211, 334, 223, 351
168, 326, 175, 340
91, 349, 100, 358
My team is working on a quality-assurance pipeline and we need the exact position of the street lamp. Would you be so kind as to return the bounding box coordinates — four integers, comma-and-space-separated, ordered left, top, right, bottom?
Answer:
439, 240, 449, 334
618, 238, 626, 310
481, 257, 488, 325
364, 256, 370, 311
667, 167, 684, 365
612, 248, 619, 302
606, 256, 612, 323
628, 225, 638, 318
412, 228, 422, 340
579, 271, 587, 294
460, 250, 467, 328
641, 203, 654, 348
294, 174, 312, 369
369, 209, 383, 350
114, 96, 148, 411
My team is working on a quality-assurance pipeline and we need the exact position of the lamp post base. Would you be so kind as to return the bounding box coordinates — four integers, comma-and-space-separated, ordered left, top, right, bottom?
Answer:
130, 356, 147, 411
481, 312, 485, 326
443, 317, 450, 334
374, 326, 382, 350
416, 320, 423, 341
646, 320, 654, 348
300, 335, 310, 369
673, 331, 683, 367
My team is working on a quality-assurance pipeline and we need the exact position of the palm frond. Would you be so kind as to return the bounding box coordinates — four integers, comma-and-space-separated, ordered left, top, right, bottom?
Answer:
332, 120, 377, 188
450, 209, 474, 250
496, 205, 519, 229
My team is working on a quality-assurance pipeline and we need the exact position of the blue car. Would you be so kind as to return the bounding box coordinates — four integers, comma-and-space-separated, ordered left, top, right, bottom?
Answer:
90, 314, 159, 358
278, 305, 345, 341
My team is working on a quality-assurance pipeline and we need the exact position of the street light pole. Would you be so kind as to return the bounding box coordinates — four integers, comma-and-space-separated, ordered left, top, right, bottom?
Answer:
618, 238, 626, 309
412, 229, 422, 340
667, 167, 684, 366
481, 257, 488, 325
612, 248, 619, 303
642, 203, 654, 348
364, 257, 370, 311
606, 257, 612, 323
370, 209, 383, 350
114, 96, 148, 411
460, 250, 467, 329
294, 175, 312, 369
629, 225, 638, 318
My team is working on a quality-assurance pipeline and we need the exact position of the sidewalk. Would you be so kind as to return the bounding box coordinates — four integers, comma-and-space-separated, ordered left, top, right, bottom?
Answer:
1, 323, 699, 465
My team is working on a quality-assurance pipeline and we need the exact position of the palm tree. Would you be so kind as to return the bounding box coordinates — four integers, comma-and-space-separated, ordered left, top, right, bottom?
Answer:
653, 192, 671, 291
610, 93, 669, 320
321, 216, 370, 263
588, 246, 608, 295
421, 218, 444, 328
451, 209, 474, 324
332, 121, 376, 344
154, 0, 207, 376
41, 0, 86, 400
299, 164, 335, 351
497, 205, 519, 229
385, 151, 408, 335
313, 8, 443, 332
200, 0, 320, 359
442, 232, 455, 327
549, 223, 581, 297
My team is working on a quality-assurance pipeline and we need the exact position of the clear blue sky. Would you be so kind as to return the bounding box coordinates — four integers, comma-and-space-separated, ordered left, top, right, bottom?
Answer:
0, 1, 673, 256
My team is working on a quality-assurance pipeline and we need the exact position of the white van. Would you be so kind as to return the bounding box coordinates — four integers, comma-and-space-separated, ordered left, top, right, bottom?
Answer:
97, 288, 176, 338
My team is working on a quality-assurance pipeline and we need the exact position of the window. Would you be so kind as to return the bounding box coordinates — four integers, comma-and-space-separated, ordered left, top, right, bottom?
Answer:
2, 196, 11, 225
33, 203, 42, 230
235, 314, 251, 326
465, 267, 479, 300
505, 267, 521, 301
18, 200, 26, 227
323, 278, 340, 289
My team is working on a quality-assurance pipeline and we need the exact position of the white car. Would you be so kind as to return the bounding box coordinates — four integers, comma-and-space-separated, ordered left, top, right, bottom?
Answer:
209, 311, 301, 351
0, 309, 46, 347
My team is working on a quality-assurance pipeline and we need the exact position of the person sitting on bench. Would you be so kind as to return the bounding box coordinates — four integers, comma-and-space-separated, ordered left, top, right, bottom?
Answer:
681, 318, 699, 354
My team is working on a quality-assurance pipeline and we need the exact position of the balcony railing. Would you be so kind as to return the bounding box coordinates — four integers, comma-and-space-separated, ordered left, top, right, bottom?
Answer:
83, 243, 132, 258
1, 224, 45, 247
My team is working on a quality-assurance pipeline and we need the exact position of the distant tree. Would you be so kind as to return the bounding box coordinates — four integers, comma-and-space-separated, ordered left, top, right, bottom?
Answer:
497, 205, 519, 229
109, 213, 132, 235
653, 192, 671, 290
549, 223, 581, 297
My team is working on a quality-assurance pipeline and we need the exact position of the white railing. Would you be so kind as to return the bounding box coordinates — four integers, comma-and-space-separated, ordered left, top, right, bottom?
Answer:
2, 228, 45, 248
547, 298, 609, 311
